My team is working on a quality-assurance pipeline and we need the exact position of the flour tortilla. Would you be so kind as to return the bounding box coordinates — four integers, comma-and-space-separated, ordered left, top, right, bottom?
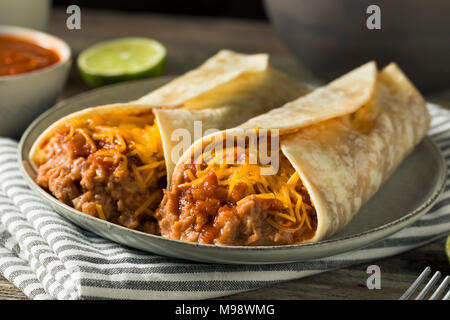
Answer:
154, 67, 309, 181
170, 62, 430, 243
29, 50, 309, 182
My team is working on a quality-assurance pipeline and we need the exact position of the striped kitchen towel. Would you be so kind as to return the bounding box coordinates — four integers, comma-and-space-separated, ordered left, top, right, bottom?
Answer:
0, 103, 449, 300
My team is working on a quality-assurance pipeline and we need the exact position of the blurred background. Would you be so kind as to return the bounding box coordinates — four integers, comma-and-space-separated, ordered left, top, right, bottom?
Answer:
2, 0, 450, 94
45, 0, 449, 93
53, 0, 268, 19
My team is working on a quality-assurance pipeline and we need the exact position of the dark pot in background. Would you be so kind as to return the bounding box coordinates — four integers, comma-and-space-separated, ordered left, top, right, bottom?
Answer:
264, 0, 450, 93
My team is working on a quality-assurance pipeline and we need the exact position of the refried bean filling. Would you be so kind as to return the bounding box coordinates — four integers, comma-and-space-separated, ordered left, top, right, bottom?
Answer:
35, 111, 165, 234
157, 136, 317, 245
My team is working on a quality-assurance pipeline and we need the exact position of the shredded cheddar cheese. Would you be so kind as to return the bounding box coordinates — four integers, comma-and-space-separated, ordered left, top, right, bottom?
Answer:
180, 145, 315, 233
135, 190, 163, 216
65, 113, 167, 222
95, 204, 107, 220
76, 128, 97, 152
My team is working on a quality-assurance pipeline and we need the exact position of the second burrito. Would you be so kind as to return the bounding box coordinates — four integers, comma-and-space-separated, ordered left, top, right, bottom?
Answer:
157, 62, 430, 245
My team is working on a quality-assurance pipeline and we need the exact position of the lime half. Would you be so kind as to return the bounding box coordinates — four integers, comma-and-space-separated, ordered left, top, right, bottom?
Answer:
78, 37, 166, 87
446, 233, 450, 264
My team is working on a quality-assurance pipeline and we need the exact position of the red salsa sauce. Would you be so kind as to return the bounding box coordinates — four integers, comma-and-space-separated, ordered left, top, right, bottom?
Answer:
0, 35, 60, 76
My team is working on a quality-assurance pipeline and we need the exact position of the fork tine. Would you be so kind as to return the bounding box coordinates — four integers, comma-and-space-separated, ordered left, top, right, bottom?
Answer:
443, 289, 450, 300
415, 271, 441, 300
430, 276, 450, 300
400, 267, 431, 300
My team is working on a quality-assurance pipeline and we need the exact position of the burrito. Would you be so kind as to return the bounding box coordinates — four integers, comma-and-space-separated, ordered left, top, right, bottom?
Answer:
156, 62, 430, 245
29, 50, 308, 234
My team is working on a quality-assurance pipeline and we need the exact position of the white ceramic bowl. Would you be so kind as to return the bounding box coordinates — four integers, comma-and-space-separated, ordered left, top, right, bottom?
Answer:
0, 25, 71, 138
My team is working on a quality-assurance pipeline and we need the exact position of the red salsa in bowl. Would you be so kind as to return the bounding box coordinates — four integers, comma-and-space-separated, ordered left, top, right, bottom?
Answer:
0, 35, 60, 76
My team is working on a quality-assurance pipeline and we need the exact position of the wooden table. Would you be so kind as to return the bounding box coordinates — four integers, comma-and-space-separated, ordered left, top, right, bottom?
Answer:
1, 8, 449, 300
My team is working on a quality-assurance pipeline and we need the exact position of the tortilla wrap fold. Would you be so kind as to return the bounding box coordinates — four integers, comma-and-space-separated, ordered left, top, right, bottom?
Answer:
159, 62, 430, 245
29, 50, 308, 233
153, 67, 310, 181
30, 50, 308, 175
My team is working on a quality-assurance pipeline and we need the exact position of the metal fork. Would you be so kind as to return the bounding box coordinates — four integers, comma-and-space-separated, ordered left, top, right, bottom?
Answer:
400, 267, 450, 300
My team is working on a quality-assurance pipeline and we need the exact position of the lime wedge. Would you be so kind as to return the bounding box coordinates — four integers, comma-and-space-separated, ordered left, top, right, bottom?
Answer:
446, 233, 450, 264
77, 37, 166, 87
